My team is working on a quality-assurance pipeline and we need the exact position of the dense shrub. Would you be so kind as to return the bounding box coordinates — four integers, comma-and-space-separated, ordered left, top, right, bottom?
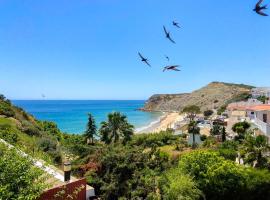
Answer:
217, 105, 226, 115
232, 121, 251, 140
24, 126, 40, 136
38, 136, 62, 164
201, 136, 217, 148
40, 121, 62, 140
182, 105, 201, 114
130, 131, 178, 148
38, 137, 57, 152
217, 140, 238, 160
0, 127, 18, 144
85, 145, 170, 199
0, 101, 15, 117
21, 120, 41, 136
161, 168, 202, 200
178, 150, 270, 200
204, 109, 213, 117
0, 143, 47, 199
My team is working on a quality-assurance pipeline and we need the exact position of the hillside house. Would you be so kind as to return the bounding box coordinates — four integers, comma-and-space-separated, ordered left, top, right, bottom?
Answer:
251, 87, 270, 98
227, 99, 263, 119
250, 105, 270, 137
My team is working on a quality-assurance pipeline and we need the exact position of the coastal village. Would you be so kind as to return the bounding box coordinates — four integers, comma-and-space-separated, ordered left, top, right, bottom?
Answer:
139, 87, 270, 146
2, 82, 270, 200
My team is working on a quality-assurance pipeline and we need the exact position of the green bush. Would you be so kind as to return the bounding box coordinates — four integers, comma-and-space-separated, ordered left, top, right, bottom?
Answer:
201, 136, 217, 148
177, 150, 270, 200
204, 110, 213, 117
0, 128, 18, 144
86, 145, 170, 199
130, 131, 178, 148
38, 137, 57, 152
217, 105, 226, 115
0, 101, 15, 117
200, 135, 207, 141
0, 143, 47, 199
218, 140, 238, 160
38, 136, 62, 164
182, 105, 201, 114
40, 121, 62, 140
21, 120, 40, 136
24, 126, 40, 136
161, 168, 202, 200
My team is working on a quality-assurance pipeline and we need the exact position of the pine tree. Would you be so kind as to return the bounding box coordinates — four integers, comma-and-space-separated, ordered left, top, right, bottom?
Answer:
221, 126, 227, 142
84, 113, 97, 144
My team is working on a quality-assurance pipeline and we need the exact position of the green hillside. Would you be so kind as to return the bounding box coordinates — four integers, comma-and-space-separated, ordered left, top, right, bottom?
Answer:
0, 94, 64, 164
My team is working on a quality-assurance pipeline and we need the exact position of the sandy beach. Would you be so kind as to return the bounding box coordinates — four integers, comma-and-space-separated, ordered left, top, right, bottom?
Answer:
136, 112, 184, 134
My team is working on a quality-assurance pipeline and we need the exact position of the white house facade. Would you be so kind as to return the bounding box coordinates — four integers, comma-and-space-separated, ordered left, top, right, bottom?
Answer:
251, 87, 270, 98
251, 105, 270, 137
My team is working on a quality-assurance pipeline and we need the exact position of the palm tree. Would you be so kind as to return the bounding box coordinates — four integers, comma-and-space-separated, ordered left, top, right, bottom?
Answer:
210, 124, 222, 136
84, 113, 97, 144
188, 120, 200, 149
242, 134, 270, 168
99, 112, 134, 144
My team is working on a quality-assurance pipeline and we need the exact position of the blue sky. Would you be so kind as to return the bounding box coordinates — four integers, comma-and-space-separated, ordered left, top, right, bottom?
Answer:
0, 0, 270, 100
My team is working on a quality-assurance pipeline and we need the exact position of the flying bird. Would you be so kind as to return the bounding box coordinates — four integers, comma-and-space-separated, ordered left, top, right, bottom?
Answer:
41, 94, 46, 98
254, 0, 268, 16
138, 52, 151, 67
163, 26, 176, 44
172, 21, 181, 28
165, 55, 170, 61
163, 65, 181, 72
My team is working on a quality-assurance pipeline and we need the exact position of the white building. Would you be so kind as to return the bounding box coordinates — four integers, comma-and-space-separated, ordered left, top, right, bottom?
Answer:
251, 87, 270, 98
250, 105, 270, 137
227, 99, 263, 120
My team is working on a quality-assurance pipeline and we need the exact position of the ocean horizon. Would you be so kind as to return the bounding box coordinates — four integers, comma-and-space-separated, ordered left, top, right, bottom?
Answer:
12, 100, 162, 134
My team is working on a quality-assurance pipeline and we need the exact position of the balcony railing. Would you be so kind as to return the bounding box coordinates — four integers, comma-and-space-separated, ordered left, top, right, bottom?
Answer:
254, 118, 270, 136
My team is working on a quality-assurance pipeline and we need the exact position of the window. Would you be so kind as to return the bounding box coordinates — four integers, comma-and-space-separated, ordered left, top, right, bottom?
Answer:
263, 114, 267, 123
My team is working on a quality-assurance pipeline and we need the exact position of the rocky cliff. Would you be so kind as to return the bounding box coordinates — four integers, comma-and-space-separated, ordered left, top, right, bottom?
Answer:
141, 82, 254, 112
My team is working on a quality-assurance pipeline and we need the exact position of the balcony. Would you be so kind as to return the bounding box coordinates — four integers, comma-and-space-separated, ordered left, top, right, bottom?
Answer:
254, 118, 270, 136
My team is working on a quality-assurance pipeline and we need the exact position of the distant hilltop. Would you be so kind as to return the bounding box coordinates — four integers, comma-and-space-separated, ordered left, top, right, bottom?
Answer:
141, 82, 255, 112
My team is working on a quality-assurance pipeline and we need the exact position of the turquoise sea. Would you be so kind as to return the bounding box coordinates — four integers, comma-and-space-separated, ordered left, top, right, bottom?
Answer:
12, 100, 161, 134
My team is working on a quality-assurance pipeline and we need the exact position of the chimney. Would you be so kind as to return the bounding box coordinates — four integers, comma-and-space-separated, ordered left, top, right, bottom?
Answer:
63, 161, 71, 182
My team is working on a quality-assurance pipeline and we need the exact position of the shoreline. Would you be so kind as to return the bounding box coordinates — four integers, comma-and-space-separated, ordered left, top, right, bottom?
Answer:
135, 111, 183, 134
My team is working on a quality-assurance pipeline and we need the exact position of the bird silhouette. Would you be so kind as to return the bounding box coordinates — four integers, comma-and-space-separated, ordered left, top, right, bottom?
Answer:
138, 52, 151, 67
254, 0, 268, 16
163, 65, 181, 72
163, 26, 176, 44
172, 21, 181, 28
165, 55, 170, 61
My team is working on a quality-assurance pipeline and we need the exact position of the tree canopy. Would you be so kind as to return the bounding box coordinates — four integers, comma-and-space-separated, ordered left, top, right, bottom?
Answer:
84, 113, 97, 144
99, 112, 134, 144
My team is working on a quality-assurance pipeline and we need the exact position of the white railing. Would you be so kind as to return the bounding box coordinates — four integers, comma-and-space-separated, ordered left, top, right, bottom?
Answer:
254, 118, 270, 136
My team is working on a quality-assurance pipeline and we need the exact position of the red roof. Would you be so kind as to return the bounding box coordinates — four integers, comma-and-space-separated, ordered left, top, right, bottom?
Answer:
249, 105, 270, 111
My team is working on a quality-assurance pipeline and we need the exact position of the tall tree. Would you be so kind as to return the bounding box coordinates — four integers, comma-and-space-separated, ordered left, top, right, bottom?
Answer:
188, 120, 200, 149
182, 105, 201, 120
210, 124, 222, 136
210, 124, 227, 142
221, 126, 227, 142
84, 113, 97, 144
99, 112, 134, 144
232, 121, 250, 141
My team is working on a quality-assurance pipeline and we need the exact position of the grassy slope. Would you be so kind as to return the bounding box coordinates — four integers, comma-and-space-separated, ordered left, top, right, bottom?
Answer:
0, 97, 62, 164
